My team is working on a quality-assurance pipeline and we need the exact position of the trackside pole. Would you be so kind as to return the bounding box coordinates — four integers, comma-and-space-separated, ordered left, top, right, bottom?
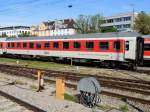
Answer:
71, 58, 73, 66
56, 77, 65, 100
37, 70, 44, 92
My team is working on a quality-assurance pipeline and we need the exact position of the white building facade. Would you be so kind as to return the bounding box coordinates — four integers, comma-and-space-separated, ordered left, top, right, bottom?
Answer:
102, 12, 138, 32
31, 19, 76, 37
49, 28, 76, 36
0, 26, 30, 37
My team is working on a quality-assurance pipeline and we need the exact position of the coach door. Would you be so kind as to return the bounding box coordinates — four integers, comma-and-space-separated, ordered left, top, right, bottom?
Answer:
136, 37, 144, 65
125, 40, 136, 60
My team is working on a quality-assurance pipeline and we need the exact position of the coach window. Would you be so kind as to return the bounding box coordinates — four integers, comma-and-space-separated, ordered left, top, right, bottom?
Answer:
144, 44, 150, 51
99, 42, 109, 50
11, 43, 15, 48
125, 41, 129, 51
86, 42, 94, 50
44, 42, 50, 48
36, 42, 41, 48
29, 42, 34, 48
53, 42, 59, 48
7, 43, 10, 48
114, 41, 120, 50
17, 43, 21, 48
74, 42, 81, 49
23, 42, 27, 48
63, 42, 69, 49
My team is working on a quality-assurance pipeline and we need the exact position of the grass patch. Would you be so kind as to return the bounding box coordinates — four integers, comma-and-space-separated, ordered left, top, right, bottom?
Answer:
30, 85, 38, 90
64, 93, 78, 102
119, 105, 129, 112
15, 80, 26, 85
0, 57, 72, 70
97, 104, 112, 111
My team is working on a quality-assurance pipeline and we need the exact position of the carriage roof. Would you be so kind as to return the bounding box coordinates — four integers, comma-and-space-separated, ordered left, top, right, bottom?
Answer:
6, 32, 141, 41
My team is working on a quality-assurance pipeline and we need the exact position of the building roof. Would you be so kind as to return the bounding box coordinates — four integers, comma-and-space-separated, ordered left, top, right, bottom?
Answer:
6, 32, 141, 41
104, 12, 138, 19
142, 35, 150, 38
0, 26, 30, 31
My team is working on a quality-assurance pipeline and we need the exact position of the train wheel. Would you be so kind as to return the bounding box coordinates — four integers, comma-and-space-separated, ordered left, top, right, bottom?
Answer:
110, 62, 116, 69
129, 64, 137, 70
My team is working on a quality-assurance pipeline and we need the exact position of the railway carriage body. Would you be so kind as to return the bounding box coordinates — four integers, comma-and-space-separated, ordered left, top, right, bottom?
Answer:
0, 38, 6, 54
4, 32, 144, 67
143, 35, 150, 62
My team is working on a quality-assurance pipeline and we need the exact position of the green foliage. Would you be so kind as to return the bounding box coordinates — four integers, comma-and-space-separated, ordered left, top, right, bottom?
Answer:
18, 32, 30, 37
0, 33, 8, 37
97, 104, 112, 110
119, 105, 129, 112
101, 26, 118, 33
75, 14, 104, 34
30, 85, 38, 90
64, 93, 78, 102
134, 11, 150, 35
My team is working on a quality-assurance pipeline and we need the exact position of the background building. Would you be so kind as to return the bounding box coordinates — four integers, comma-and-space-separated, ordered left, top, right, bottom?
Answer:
0, 26, 30, 37
31, 19, 76, 36
102, 12, 138, 32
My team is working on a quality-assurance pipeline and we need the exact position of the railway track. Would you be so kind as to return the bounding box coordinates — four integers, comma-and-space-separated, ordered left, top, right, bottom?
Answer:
0, 64, 150, 105
65, 83, 150, 105
0, 90, 46, 112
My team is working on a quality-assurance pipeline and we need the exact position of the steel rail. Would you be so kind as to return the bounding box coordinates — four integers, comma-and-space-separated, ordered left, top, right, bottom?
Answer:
0, 64, 150, 105
0, 90, 46, 112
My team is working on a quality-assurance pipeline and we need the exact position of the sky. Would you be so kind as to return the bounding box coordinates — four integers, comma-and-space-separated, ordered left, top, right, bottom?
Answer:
0, 0, 149, 26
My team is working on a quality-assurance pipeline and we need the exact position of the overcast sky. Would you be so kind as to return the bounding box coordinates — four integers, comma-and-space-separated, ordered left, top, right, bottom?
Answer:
0, 0, 149, 26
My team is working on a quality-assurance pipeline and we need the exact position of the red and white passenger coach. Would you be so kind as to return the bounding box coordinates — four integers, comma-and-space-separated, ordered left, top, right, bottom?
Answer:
143, 35, 150, 61
0, 32, 145, 68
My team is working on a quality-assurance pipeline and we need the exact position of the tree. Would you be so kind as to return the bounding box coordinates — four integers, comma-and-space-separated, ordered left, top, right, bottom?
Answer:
134, 11, 150, 35
75, 14, 104, 34
0, 33, 8, 37
18, 32, 30, 37
101, 26, 118, 33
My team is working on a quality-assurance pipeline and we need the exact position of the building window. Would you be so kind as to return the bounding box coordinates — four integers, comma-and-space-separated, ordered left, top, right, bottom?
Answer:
17, 43, 21, 48
23, 42, 27, 48
114, 41, 120, 50
36, 42, 41, 48
86, 42, 94, 50
123, 24, 131, 28
123, 16, 131, 21
11, 43, 15, 48
53, 42, 59, 48
44, 42, 50, 48
63, 42, 69, 49
144, 44, 150, 51
99, 42, 109, 50
115, 25, 122, 29
74, 42, 81, 49
29, 42, 34, 48
107, 19, 113, 23
115, 18, 122, 22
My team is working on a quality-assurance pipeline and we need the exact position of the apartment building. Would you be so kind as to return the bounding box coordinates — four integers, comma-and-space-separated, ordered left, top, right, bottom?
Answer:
102, 12, 138, 32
